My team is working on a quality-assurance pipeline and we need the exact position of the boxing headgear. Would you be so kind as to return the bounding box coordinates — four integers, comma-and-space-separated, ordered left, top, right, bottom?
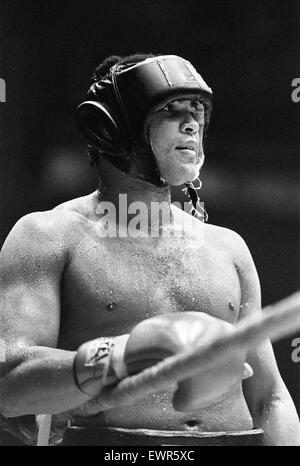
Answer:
75, 55, 213, 187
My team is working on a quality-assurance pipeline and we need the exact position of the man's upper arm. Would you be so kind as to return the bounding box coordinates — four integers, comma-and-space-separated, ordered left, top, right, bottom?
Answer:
0, 212, 68, 352
231, 231, 289, 418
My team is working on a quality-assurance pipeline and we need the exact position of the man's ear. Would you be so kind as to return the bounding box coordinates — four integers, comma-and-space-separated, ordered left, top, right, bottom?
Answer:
75, 101, 119, 150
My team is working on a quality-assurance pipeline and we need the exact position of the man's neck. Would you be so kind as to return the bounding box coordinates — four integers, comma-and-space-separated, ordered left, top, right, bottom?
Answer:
94, 160, 173, 234
98, 175, 171, 209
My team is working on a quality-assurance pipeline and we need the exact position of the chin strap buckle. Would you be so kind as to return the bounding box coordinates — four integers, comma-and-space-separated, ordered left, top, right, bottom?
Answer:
183, 179, 208, 222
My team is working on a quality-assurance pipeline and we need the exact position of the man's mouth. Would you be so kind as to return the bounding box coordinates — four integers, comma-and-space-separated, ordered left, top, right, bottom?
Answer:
176, 145, 196, 152
175, 144, 198, 158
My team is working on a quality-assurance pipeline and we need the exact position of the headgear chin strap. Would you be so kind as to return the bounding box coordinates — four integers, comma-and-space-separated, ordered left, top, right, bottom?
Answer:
75, 55, 213, 188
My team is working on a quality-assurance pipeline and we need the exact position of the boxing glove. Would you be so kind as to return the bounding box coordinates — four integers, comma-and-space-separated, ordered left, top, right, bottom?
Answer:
123, 312, 253, 411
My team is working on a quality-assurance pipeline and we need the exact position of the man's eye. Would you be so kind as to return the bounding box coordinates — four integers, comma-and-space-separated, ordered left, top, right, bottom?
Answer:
193, 100, 205, 111
161, 104, 173, 112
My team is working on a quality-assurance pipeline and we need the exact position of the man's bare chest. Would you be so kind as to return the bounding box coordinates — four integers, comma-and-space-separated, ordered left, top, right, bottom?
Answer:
59, 235, 241, 348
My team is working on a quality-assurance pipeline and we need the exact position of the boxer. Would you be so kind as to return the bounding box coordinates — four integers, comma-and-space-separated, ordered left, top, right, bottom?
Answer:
0, 54, 299, 446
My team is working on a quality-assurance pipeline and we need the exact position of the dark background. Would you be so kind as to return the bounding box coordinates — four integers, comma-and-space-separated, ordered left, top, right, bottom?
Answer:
0, 0, 299, 414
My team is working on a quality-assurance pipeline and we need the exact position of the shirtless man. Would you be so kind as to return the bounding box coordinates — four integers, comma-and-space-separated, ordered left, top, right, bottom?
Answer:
0, 54, 299, 446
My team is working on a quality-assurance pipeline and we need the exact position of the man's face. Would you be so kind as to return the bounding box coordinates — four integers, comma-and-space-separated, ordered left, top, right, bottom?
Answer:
148, 97, 205, 186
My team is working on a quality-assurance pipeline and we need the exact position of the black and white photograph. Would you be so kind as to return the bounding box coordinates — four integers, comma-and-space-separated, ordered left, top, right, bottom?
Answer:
0, 0, 299, 448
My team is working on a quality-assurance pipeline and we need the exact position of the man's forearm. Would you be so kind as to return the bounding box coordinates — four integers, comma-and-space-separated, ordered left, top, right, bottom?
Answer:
259, 396, 300, 446
0, 346, 90, 417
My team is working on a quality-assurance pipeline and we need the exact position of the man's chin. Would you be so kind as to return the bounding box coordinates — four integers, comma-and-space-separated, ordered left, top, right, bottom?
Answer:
163, 168, 201, 186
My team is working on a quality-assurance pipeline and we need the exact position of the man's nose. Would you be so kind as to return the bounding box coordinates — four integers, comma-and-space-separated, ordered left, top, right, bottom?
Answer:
179, 115, 199, 134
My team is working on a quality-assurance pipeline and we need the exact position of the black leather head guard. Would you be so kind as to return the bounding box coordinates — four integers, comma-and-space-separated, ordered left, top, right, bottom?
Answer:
75, 55, 213, 188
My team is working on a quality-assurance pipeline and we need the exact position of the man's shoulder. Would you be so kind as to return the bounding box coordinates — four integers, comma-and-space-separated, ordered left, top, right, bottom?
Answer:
10, 209, 76, 240
205, 223, 246, 247
0, 210, 70, 273
13, 192, 97, 236
2, 192, 98, 255
205, 223, 255, 269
